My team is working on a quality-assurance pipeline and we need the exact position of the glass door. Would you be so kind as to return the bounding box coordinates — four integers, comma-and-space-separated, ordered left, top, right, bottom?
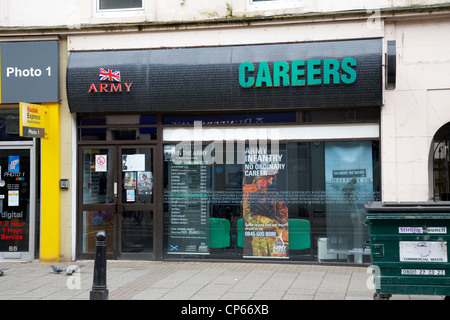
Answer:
0, 144, 36, 262
79, 146, 117, 258
78, 145, 155, 259
119, 147, 154, 259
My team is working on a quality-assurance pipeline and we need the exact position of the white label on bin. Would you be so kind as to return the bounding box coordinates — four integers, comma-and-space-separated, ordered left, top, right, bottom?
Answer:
399, 241, 447, 262
399, 227, 423, 234
426, 227, 447, 234
401, 269, 445, 276
398, 227, 447, 234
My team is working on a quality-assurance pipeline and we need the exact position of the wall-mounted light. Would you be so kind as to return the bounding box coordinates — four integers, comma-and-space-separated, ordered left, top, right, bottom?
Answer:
385, 40, 396, 90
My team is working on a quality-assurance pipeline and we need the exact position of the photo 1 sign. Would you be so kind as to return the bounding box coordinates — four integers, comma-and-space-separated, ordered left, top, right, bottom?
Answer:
0, 41, 60, 104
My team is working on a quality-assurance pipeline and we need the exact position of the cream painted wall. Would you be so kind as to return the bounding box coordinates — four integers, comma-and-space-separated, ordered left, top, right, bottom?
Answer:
58, 36, 74, 261
67, 19, 383, 51
1, 0, 450, 28
381, 18, 450, 201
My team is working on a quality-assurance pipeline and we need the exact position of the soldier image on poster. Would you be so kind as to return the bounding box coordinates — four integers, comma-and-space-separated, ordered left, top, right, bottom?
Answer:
242, 174, 289, 258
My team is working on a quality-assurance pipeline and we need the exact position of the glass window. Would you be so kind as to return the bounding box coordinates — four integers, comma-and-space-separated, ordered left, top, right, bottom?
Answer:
78, 114, 157, 141
163, 112, 296, 125
98, 0, 143, 10
163, 140, 380, 263
0, 107, 32, 142
0, 149, 31, 253
432, 122, 450, 200
303, 108, 380, 123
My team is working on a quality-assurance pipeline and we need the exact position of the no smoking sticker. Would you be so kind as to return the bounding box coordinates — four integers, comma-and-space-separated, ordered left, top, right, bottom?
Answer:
95, 155, 107, 172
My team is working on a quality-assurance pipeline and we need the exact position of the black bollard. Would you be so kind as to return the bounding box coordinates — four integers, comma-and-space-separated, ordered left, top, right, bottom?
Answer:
90, 231, 109, 300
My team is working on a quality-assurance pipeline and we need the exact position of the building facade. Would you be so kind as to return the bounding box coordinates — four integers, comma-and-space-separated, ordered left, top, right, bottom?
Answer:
1, 0, 450, 264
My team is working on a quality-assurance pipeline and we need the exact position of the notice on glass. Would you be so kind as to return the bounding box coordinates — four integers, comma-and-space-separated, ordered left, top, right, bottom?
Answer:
95, 155, 107, 172
167, 163, 209, 255
8, 190, 19, 207
137, 171, 153, 195
124, 172, 136, 189
399, 241, 448, 262
122, 154, 145, 172
126, 189, 135, 202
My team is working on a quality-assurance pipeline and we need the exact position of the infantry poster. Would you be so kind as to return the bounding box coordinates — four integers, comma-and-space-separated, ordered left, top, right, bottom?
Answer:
242, 144, 288, 258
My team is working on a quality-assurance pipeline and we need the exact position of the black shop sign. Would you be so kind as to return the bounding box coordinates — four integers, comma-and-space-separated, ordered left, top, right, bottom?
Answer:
67, 38, 382, 113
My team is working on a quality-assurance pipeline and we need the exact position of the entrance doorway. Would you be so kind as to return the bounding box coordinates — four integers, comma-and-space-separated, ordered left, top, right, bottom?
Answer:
77, 145, 155, 259
0, 143, 36, 261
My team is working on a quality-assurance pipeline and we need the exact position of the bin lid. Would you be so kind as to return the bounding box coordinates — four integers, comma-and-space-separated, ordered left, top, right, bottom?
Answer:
365, 201, 450, 213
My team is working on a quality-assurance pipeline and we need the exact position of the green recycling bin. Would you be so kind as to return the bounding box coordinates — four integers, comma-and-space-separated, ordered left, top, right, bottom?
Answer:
365, 202, 450, 300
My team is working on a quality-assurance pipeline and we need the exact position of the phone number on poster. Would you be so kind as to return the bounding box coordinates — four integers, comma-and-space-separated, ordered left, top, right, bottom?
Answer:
245, 231, 277, 237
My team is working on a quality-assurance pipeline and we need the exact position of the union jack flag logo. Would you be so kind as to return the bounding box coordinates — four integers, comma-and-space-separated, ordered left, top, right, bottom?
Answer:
99, 68, 121, 82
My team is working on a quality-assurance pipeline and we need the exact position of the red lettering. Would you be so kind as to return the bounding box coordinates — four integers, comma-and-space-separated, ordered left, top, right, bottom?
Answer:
99, 83, 108, 92
10, 221, 25, 227
7, 228, 22, 233
1, 234, 23, 240
88, 83, 97, 92
110, 83, 122, 92
88, 82, 132, 93
124, 83, 133, 92
27, 106, 38, 113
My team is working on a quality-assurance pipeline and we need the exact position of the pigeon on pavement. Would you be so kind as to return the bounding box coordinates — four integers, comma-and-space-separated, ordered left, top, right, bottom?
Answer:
64, 265, 85, 276
50, 265, 64, 273
0, 268, 3, 276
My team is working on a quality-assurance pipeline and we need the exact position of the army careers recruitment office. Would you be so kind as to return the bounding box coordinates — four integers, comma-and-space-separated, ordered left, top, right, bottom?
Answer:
66, 38, 383, 263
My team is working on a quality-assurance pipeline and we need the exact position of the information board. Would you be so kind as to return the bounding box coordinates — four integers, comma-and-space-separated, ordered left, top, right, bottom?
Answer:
167, 162, 210, 255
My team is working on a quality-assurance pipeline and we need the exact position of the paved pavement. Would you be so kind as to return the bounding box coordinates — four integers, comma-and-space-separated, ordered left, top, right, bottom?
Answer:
0, 260, 445, 301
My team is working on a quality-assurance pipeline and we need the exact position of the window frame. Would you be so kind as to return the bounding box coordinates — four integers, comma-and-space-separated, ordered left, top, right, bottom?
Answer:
93, 0, 146, 18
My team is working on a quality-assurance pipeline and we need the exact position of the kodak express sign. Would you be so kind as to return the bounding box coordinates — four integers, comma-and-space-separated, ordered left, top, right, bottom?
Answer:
19, 102, 48, 139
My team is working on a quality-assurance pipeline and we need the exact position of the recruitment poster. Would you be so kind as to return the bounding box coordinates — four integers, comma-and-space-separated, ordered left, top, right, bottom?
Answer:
324, 141, 373, 261
242, 144, 288, 258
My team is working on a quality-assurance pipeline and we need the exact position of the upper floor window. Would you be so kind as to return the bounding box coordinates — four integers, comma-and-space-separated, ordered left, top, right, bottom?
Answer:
94, 0, 145, 18
98, 0, 143, 11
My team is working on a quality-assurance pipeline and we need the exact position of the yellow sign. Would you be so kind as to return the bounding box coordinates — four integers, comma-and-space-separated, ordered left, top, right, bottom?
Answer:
19, 102, 48, 139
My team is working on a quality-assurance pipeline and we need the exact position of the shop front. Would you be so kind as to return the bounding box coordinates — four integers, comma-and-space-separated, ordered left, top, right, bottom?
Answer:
0, 40, 60, 262
67, 38, 383, 263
